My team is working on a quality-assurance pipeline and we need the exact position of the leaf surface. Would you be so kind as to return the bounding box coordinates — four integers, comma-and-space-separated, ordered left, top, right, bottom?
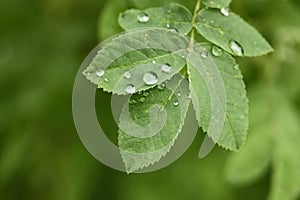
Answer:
195, 9, 273, 57
119, 3, 192, 34
187, 43, 248, 151
118, 75, 190, 173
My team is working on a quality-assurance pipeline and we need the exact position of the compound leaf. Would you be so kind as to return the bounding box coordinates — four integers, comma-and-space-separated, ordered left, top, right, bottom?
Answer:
195, 8, 273, 57
118, 75, 190, 173
118, 3, 192, 34
83, 28, 189, 95
187, 43, 248, 151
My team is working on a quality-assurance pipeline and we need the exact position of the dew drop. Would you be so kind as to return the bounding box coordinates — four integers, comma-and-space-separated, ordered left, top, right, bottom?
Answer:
129, 99, 137, 104
229, 40, 244, 56
140, 97, 146, 103
188, 92, 192, 99
177, 92, 181, 97
161, 63, 171, 73
233, 64, 239, 70
173, 100, 179, 106
125, 84, 136, 94
200, 51, 208, 58
104, 77, 109, 82
152, 60, 156, 64
158, 83, 166, 90
123, 71, 131, 79
137, 12, 149, 23
143, 72, 158, 85
211, 45, 223, 57
96, 68, 105, 77
166, 23, 171, 28
220, 7, 230, 17
143, 91, 149, 97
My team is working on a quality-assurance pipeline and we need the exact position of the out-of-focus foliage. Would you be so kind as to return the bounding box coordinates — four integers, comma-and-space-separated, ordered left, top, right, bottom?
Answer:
1, 0, 300, 200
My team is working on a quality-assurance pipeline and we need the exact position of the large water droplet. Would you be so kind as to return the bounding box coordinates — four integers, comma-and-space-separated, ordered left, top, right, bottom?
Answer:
125, 84, 136, 94
211, 45, 223, 57
229, 40, 244, 56
220, 7, 230, 16
161, 63, 171, 73
173, 100, 179, 106
143, 72, 158, 85
200, 51, 208, 58
96, 68, 105, 77
137, 12, 149, 23
124, 71, 131, 79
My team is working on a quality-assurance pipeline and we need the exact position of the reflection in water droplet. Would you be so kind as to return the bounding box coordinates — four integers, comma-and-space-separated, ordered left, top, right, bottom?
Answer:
200, 51, 208, 58
229, 40, 244, 56
137, 12, 149, 23
125, 84, 136, 94
96, 68, 105, 77
124, 71, 131, 79
220, 7, 230, 16
140, 97, 146, 103
173, 100, 179, 106
158, 83, 166, 90
161, 63, 171, 73
211, 45, 223, 57
143, 72, 158, 85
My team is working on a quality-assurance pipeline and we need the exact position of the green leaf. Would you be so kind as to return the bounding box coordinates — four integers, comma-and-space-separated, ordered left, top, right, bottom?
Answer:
118, 3, 193, 34
195, 8, 273, 57
187, 43, 248, 151
269, 101, 300, 200
118, 75, 190, 173
225, 87, 273, 184
83, 28, 189, 95
202, 0, 231, 9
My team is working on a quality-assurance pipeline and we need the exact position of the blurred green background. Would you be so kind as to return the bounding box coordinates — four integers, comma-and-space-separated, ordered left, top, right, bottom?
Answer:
1, 0, 300, 199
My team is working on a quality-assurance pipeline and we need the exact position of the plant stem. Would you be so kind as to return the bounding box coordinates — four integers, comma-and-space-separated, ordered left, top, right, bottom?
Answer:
189, 0, 201, 50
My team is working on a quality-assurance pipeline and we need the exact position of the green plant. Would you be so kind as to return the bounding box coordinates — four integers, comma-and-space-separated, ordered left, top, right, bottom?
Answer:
83, 0, 272, 173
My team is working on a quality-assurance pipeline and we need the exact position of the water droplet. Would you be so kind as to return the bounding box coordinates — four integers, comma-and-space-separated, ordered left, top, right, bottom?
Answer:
158, 83, 166, 90
104, 77, 109, 82
200, 51, 208, 58
229, 40, 244, 56
137, 12, 149, 23
124, 71, 131, 79
152, 60, 156, 64
161, 63, 171, 73
125, 84, 136, 94
173, 100, 179, 106
233, 64, 239, 70
167, 9, 172, 14
129, 99, 137, 104
188, 92, 192, 99
210, 20, 214, 24
143, 91, 149, 97
166, 23, 171, 28
140, 97, 146, 103
96, 68, 105, 77
220, 7, 230, 16
143, 72, 158, 85
211, 45, 223, 57
177, 92, 181, 97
